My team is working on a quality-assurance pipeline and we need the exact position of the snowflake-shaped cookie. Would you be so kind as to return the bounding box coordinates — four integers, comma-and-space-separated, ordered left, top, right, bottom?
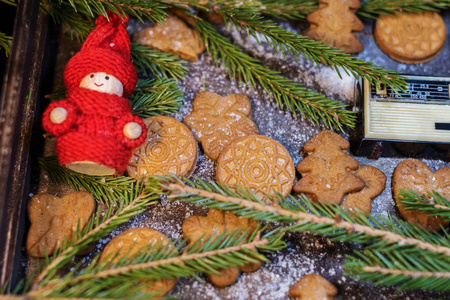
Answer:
216, 135, 295, 204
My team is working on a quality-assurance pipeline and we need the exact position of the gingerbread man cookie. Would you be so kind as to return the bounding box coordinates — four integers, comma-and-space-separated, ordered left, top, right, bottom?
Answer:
127, 116, 198, 178
27, 192, 95, 257
216, 135, 295, 204
184, 91, 259, 161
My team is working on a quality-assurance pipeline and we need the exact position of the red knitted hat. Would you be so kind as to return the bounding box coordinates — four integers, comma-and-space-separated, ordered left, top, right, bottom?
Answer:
64, 11, 137, 96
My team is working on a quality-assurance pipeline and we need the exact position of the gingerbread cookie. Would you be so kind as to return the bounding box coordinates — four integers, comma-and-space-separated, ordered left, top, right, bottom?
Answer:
392, 159, 450, 232
374, 12, 446, 63
342, 165, 386, 217
289, 273, 337, 300
293, 130, 365, 205
182, 209, 261, 287
100, 228, 178, 297
184, 91, 259, 161
27, 192, 95, 257
216, 135, 295, 204
134, 16, 204, 61
303, 0, 364, 54
127, 116, 198, 178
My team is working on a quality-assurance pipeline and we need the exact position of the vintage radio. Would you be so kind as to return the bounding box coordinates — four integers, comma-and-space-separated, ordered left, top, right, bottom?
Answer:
351, 75, 450, 159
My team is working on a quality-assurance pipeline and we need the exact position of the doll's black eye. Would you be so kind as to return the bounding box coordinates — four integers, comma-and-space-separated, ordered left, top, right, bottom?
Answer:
90, 74, 94, 78
105, 76, 110, 80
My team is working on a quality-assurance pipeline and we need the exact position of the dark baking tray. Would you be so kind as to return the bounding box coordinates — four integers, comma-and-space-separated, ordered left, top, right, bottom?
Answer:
0, 0, 52, 290
0, 4, 449, 299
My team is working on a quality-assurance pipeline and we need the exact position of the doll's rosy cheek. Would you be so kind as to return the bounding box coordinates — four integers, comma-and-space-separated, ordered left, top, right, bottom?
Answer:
79, 72, 124, 97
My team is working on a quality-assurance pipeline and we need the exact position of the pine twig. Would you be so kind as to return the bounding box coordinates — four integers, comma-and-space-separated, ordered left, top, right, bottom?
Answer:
359, 0, 450, 19
159, 178, 450, 255
130, 78, 184, 117
0, 31, 12, 57
397, 189, 450, 220
33, 181, 159, 289
131, 43, 189, 80
344, 247, 450, 292
38, 156, 136, 204
193, 16, 356, 130
218, 8, 407, 92
32, 227, 285, 298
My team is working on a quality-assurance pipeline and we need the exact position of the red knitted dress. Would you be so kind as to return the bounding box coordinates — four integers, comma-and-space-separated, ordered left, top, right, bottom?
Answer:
42, 12, 146, 175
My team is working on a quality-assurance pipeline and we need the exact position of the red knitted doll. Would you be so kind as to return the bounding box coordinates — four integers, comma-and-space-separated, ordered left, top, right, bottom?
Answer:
42, 12, 146, 176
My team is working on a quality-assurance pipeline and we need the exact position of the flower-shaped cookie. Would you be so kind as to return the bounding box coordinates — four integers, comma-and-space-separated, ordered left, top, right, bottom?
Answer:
100, 228, 178, 297
184, 91, 259, 161
27, 192, 95, 257
127, 116, 198, 178
217, 135, 295, 204
182, 209, 261, 287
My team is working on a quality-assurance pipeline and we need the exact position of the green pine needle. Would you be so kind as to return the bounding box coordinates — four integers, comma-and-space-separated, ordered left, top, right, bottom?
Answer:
218, 8, 407, 92
344, 248, 450, 292
38, 156, 137, 204
32, 227, 285, 298
34, 180, 159, 288
359, 0, 450, 19
0, 31, 12, 57
193, 16, 357, 130
156, 175, 450, 292
131, 43, 189, 80
397, 189, 450, 220
130, 77, 184, 117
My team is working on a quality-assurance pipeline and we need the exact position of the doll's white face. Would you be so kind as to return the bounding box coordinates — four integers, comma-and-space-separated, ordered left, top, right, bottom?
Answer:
79, 72, 124, 96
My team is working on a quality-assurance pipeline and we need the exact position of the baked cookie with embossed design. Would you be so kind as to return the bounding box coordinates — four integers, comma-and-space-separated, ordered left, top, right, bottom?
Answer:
216, 135, 295, 204
127, 116, 198, 178
374, 12, 446, 63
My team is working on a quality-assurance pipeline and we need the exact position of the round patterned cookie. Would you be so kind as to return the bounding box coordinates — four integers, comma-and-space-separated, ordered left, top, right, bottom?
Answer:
216, 135, 295, 204
374, 12, 446, 63
100, 228, 178, 296
127, 116, 198, 178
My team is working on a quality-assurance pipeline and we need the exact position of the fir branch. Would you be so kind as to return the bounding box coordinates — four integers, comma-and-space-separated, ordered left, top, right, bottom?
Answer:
131, 43, 189, 79
130, 78, 184, 118
217, 7, 407, 92
158, 177, 450, 255
397, 189, 450, 220
38, 156, 136, 204
33, 181, 159, 289
53, 0, 169, 24
344, 247, 450, 292
359, 0, 450, 19
193, 16, 356, 130
0, 31, 12, 57
32, 228, 284, 298
41, 0, 94, 41
258, 0, 317, 20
